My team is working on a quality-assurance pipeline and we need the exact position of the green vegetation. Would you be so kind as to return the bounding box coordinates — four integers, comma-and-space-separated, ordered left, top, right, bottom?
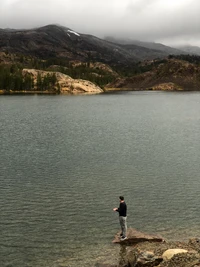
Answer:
0, 64, 33, 91
112, 59, 168, 77
36, 57, 115, 87
36, 72, 58, 91
168, 54, 200, 64
0, 64, 59, 92
0, 54, 116, 89
3, 52, 200, 92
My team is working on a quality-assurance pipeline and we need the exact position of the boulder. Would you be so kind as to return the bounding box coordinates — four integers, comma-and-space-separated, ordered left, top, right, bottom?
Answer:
162, 249, 188, 260
128, 251, 163, 267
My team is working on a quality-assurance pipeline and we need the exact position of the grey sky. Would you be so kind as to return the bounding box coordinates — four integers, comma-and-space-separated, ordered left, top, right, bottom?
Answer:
1, 0, 200, 46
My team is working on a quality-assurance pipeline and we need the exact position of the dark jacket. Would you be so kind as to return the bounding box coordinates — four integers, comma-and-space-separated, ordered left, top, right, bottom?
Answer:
117, 202, 127, 217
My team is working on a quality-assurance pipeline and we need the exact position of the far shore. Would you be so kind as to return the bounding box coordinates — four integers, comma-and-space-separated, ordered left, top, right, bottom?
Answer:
0, 90, 59, 95
0, 88, 198, 95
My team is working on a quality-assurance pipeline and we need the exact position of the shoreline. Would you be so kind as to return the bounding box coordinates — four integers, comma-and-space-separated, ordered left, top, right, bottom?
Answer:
1, 89, 200, 95
96, 229, 200, 267
0, 90, 59, 95
0, 90, 103, 95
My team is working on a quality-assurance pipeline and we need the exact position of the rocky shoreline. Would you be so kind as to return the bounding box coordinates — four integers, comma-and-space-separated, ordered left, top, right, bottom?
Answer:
96, 228, 200, 267
0, 69, 103, 95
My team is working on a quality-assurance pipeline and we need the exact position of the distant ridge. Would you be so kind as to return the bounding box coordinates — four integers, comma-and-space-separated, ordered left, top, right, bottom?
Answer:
0, 24, 137, 65
0, 24, 188, 66
105, 36, 186, 56
175, 45, 200, 56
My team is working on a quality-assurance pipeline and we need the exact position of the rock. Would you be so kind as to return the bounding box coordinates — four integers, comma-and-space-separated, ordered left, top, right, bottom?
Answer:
139, 251, 156, 260
89, 62, 118, 77
149, 82, 183, 91
22, 69, 103, 94
189, 238, 200, 248
162, 249, 188, 261
113, 228, 164, 245
126, 250, 163, 267
95, 264, 118, 267
159, 252, 200, 267
104, 234, 200, 267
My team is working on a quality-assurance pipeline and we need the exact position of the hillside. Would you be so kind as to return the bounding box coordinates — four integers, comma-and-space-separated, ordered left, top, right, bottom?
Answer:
1, 25, 200, 93
0, 24, 184, 65
0, 25, 137, 66
106, 57, 200, 91
105, 37, 185, 56
175, 45, 200, 56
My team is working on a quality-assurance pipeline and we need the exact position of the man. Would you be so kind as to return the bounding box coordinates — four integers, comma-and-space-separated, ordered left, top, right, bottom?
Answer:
113, 196, 127, 240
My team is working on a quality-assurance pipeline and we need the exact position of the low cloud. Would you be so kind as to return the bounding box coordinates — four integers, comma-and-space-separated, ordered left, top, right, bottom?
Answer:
1, 0, 200, 46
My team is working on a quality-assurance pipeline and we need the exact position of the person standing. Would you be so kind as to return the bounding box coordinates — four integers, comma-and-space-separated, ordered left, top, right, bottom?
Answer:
113, 196, 127, 240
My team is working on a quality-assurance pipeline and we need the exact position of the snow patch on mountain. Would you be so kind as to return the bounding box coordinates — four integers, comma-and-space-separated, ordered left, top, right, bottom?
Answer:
67, 30, 80, 36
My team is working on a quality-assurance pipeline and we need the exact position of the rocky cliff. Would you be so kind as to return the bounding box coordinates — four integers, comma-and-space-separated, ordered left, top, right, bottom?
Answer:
22, 69, 103, 94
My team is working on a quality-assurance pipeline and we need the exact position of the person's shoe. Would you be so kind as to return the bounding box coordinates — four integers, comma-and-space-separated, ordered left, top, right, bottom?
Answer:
120, 236, 127, 241
120, 233, 123, 237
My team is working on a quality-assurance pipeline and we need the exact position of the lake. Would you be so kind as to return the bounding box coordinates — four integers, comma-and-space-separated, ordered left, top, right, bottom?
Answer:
0, 91, 200, 267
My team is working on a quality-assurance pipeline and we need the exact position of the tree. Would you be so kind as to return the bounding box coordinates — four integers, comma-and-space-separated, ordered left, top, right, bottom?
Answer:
36, 73, 43, 90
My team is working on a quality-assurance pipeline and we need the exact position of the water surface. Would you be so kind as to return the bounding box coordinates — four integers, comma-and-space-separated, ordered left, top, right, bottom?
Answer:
0, 92, 200, 267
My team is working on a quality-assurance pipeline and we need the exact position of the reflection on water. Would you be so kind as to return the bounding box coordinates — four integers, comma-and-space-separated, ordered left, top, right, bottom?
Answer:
0, 92, 200, 267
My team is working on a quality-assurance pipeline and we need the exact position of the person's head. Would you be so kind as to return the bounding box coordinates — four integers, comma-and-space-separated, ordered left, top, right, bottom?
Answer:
119, 196, 124, 202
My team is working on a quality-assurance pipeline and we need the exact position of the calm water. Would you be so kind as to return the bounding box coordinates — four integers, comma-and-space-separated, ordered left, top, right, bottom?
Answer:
0, 92, 200, 267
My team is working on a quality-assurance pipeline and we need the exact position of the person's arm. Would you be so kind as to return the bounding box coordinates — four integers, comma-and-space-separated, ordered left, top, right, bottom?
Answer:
113, 203, 121, 212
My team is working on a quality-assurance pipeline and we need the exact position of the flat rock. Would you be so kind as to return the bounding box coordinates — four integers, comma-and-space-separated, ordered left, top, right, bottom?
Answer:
112, 228, 164, 245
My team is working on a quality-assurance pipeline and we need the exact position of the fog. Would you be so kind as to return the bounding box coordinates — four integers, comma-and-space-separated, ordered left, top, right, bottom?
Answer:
1, 0, 200, 46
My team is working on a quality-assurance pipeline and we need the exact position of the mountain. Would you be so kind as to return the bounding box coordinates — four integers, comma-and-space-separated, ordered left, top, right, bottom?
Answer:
0, 25, 137, 65
0, 24, 185, 66
105, 37, 185, 56
175, 45, 200, 56
2, 24, 200, 93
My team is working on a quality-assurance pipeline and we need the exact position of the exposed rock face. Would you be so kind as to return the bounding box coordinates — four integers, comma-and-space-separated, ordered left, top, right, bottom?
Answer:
89, 62, 119, 77
149, 82, 183, 91
22, 69, 103, 94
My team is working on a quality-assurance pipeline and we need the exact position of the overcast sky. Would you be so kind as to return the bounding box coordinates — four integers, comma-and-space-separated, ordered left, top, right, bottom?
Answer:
1, 0, 200, 46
